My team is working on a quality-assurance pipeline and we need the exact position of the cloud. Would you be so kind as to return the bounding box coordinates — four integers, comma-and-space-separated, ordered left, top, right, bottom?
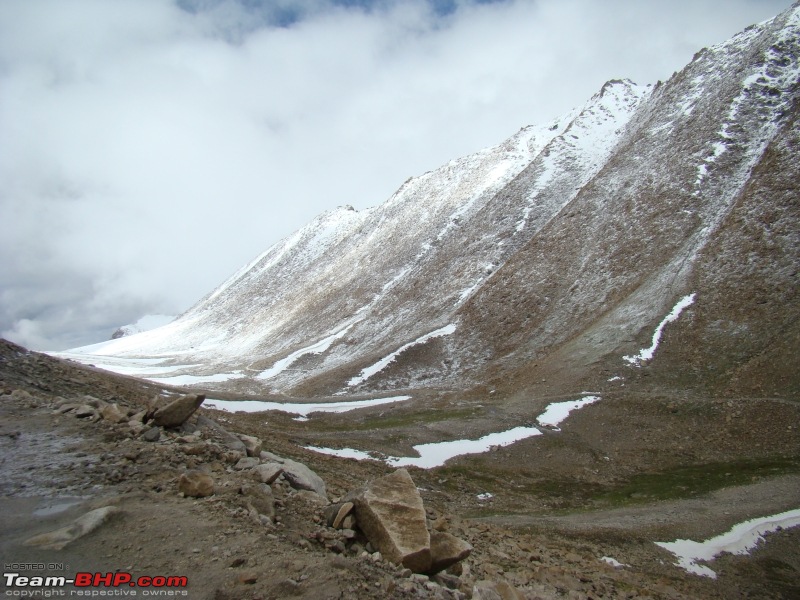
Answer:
0, 0, 792, 349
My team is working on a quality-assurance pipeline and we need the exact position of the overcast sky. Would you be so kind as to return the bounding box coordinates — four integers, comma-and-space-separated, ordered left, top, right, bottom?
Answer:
0, 0, 792, 351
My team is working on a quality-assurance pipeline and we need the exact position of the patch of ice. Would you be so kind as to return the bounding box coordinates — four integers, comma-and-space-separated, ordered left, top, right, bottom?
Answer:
624, 293, 696, 367
204, 395, 411, 417
477, 493, 494, 501
347, 324, 457, 387
656, 509, 800, 578
537, 396, 601, 429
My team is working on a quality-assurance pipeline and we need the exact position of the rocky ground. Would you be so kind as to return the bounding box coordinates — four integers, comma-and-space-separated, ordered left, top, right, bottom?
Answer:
1, 338, 799, 599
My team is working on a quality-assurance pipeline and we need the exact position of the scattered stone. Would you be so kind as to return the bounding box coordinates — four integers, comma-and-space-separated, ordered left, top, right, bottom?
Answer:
252, 463, 283, 484
24, 506, 120, 550
294, 490, 329, 507
197, 416, 247, 453
234, 457, 260, 470
473, 581, 526, 600
74, 405, 97, 418
152, 394, 205, 428
347, 468, 431, 573
179, 470, 215, 498
140, 427, 161, 442
240, 484, 274, 520
99, 403, 127, 424
238, 434, 262, 457
280, 458, 327, 499
428, 531, 472, 574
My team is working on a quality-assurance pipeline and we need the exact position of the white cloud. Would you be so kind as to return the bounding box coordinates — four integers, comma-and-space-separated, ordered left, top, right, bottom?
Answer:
0, 0, 792, 349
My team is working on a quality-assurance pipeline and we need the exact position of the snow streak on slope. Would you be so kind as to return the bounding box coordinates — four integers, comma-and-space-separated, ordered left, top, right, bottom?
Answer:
623, 294, 696, 366
347, 324, 456, 387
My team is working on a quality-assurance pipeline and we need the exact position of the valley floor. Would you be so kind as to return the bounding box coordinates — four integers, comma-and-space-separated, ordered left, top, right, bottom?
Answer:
1, 340, 799, 599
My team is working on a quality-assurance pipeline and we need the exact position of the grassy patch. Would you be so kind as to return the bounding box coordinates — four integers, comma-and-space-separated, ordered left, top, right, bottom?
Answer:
593, 456, 800, 507
300, 406, 483, 432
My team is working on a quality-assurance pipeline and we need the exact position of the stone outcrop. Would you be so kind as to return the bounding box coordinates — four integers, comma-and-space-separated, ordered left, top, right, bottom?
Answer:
347, 468, 431, 573
152, 394, 205, 428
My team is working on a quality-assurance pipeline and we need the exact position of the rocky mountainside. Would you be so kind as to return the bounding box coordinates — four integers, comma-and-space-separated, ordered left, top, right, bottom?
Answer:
62, 4, 799, 403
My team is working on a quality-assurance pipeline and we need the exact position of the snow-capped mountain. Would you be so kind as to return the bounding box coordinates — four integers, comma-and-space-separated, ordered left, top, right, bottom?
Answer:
62, 4, 800, 400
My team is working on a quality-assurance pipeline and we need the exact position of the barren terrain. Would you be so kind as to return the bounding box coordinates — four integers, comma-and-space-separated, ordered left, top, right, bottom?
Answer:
2, 339, 799, 599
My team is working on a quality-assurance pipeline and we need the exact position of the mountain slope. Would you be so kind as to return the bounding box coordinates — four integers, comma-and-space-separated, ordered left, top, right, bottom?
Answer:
62, 4, 800, 401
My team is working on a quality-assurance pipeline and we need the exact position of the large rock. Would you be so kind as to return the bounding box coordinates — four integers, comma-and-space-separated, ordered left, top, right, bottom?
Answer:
197, 416, 247, 453
260, 451, 327, 499
178, 470, 214, 498
348, 469, 431, 573
152, 394, 205, 428
428, 531, 473, 574
252, 463, 283, 484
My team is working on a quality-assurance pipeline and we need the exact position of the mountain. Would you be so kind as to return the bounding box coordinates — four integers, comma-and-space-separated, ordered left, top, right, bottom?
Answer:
110, 314, 176, 340
62, 4, 800, 402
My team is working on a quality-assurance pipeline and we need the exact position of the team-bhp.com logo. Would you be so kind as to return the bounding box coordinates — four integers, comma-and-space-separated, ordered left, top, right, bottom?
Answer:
4, 572, 188, 596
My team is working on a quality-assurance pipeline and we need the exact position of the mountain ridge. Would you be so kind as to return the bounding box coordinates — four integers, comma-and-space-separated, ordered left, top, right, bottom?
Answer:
60, 3, 799, 402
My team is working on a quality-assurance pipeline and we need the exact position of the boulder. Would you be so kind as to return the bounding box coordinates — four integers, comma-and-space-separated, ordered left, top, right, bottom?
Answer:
428, 531, 472, 574
234, 457, 260, 470
99, 403, 127, 424
280, 459, 327, 499
252, 463, 283, 484
152, 394, 205, 428
240, 484, 274, 520
348, 469, 431, 573
140, 427, 160, 442
238, 434, 263, 457
196, 416, 247, 453
179, 470, 215, 498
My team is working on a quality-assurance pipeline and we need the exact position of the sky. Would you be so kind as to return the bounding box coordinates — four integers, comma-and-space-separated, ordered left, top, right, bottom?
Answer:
0, 0, 792, 351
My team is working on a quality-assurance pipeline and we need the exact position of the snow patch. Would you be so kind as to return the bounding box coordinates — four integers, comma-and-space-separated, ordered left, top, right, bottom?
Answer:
257, 325, 353, 380
656, 509, 800, 578
306, 425, 541, 469
347, 324, 457, 387
601, 557, 628, 568
624, 293, 696, 367
204, 395, 411, 417
536, 396, 601, 429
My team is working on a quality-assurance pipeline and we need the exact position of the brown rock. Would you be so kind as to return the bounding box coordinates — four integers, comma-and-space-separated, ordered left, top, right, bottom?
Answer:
99, 403, 127, 424
428, 531, 472, 574
252, 463, 283, 484
152, 394, 205, 428
178, 470, 214, 498
240, 484, 274, 520
238, 434, 263, 457
333, 502, 354, 529
349, 469, 431, 573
